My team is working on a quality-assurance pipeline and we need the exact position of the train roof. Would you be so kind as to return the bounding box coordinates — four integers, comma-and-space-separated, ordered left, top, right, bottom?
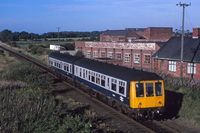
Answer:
49, 52, 162, 81
49, 52, 81, 63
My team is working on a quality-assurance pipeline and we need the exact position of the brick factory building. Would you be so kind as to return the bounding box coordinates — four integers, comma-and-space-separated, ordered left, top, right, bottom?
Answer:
75, 41, 165, 71
75, 27, 171, 71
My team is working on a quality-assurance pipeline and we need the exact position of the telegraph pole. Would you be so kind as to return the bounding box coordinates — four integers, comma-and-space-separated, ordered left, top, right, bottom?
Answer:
56, 27, 61, 42
176, 2, 191, 78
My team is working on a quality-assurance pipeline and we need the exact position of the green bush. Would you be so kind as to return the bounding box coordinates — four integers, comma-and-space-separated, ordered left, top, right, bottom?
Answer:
30, 45, 45, 55
0, 49, 5, 56
162, 73, 200, 126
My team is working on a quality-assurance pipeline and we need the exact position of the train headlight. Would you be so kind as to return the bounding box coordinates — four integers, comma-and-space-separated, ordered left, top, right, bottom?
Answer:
156, 110, 160, 113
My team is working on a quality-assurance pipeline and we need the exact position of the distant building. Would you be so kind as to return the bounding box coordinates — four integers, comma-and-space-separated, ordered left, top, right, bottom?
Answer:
100, 27, 173, 42
75, 27, 171, 70
50, 45, 61, 51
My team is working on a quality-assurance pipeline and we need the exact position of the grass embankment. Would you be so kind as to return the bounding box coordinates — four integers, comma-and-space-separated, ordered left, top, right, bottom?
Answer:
0, 53, 114, 132
162, 74, 200, 127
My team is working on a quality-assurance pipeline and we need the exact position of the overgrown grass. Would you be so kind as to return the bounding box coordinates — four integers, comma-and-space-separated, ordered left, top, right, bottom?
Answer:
0, 87, 102, 132
5, 62, 54, 90
0, 61, 115, 132
161, 73, 200, 126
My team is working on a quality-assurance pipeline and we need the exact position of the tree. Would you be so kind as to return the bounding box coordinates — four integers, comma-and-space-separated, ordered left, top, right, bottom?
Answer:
0, 29, 13, 42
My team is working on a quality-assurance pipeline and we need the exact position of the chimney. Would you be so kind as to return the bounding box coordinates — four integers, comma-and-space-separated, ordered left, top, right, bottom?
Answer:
193, 26, 200, 38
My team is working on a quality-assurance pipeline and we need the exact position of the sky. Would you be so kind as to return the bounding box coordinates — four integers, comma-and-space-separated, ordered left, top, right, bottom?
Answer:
0, 0, 199, 34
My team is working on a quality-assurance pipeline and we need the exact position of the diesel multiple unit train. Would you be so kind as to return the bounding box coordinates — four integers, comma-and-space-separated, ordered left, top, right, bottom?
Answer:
48, 52, 165, 118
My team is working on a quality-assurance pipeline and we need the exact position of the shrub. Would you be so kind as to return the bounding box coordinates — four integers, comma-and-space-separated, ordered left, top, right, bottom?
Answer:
0, 49, 5, 56
30, 45, 45, 55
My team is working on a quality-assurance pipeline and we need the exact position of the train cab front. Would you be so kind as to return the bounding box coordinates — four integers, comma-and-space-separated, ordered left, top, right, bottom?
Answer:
130, 80, 165, 119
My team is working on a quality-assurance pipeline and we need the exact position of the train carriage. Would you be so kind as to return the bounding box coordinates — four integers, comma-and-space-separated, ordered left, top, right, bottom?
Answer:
49, 52, 165, 118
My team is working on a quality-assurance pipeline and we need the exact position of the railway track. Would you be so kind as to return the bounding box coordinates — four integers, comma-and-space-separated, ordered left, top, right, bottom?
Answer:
0, 43, 180, 133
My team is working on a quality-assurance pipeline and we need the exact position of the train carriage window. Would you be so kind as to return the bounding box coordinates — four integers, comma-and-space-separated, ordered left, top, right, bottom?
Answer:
96, 74, 100, 84
91, 72, 95, 82
101, 75, 105, 87
76, 67, 78, 76
83, 69, 85, 79
70, 65, 72, 73
88, 71, 91, 80
107, 78, 110, 89
85, 70, 88, 79
146, 83, 154, 97
67, 64, 69, 72
64, 64, 66, 70
136, 83, 144, 97
155, 83, 163, 96
54, 62, 56, 66
79, 68, 82, 77
60, 62, 62, 69
111, 79, 117, 91
119, 81, 125, 95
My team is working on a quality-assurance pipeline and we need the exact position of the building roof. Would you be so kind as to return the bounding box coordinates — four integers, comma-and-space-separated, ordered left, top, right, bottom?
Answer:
152, 37, 200, 63
101, 30, 132, 36
49, 52, 162, 81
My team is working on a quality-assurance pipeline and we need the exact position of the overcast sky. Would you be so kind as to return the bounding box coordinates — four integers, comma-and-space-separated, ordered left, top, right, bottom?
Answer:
0, 0, 198, 34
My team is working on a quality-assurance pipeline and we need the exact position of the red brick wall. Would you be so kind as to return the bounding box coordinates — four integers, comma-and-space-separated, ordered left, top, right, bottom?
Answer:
100, 35, 127, 42
155, 59, 200, 79
141, 27, 172, 40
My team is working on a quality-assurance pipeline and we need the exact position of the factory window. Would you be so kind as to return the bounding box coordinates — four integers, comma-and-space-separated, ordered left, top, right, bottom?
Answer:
161, 60, 164, 71
136, 83, 144, 97
144, 55, 150, 64
116, 53, 122, 60
101, 52, 105, 58
101, 75, 105, 87
91, 72, 95, 82
96, 73, 100, 84
111, 79, 117, 91
146, 83, 154, 97
168, 61, 176, 72
108, 52, 113, 59
125, 53, 130, 62
87, 51, 91, 58
155, 82, 163, 96
134, 54, 140, 64
187, 63, 196, 74
119, 81, 125, 95
119, 37, 125, 41
93, 51, 98, 58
